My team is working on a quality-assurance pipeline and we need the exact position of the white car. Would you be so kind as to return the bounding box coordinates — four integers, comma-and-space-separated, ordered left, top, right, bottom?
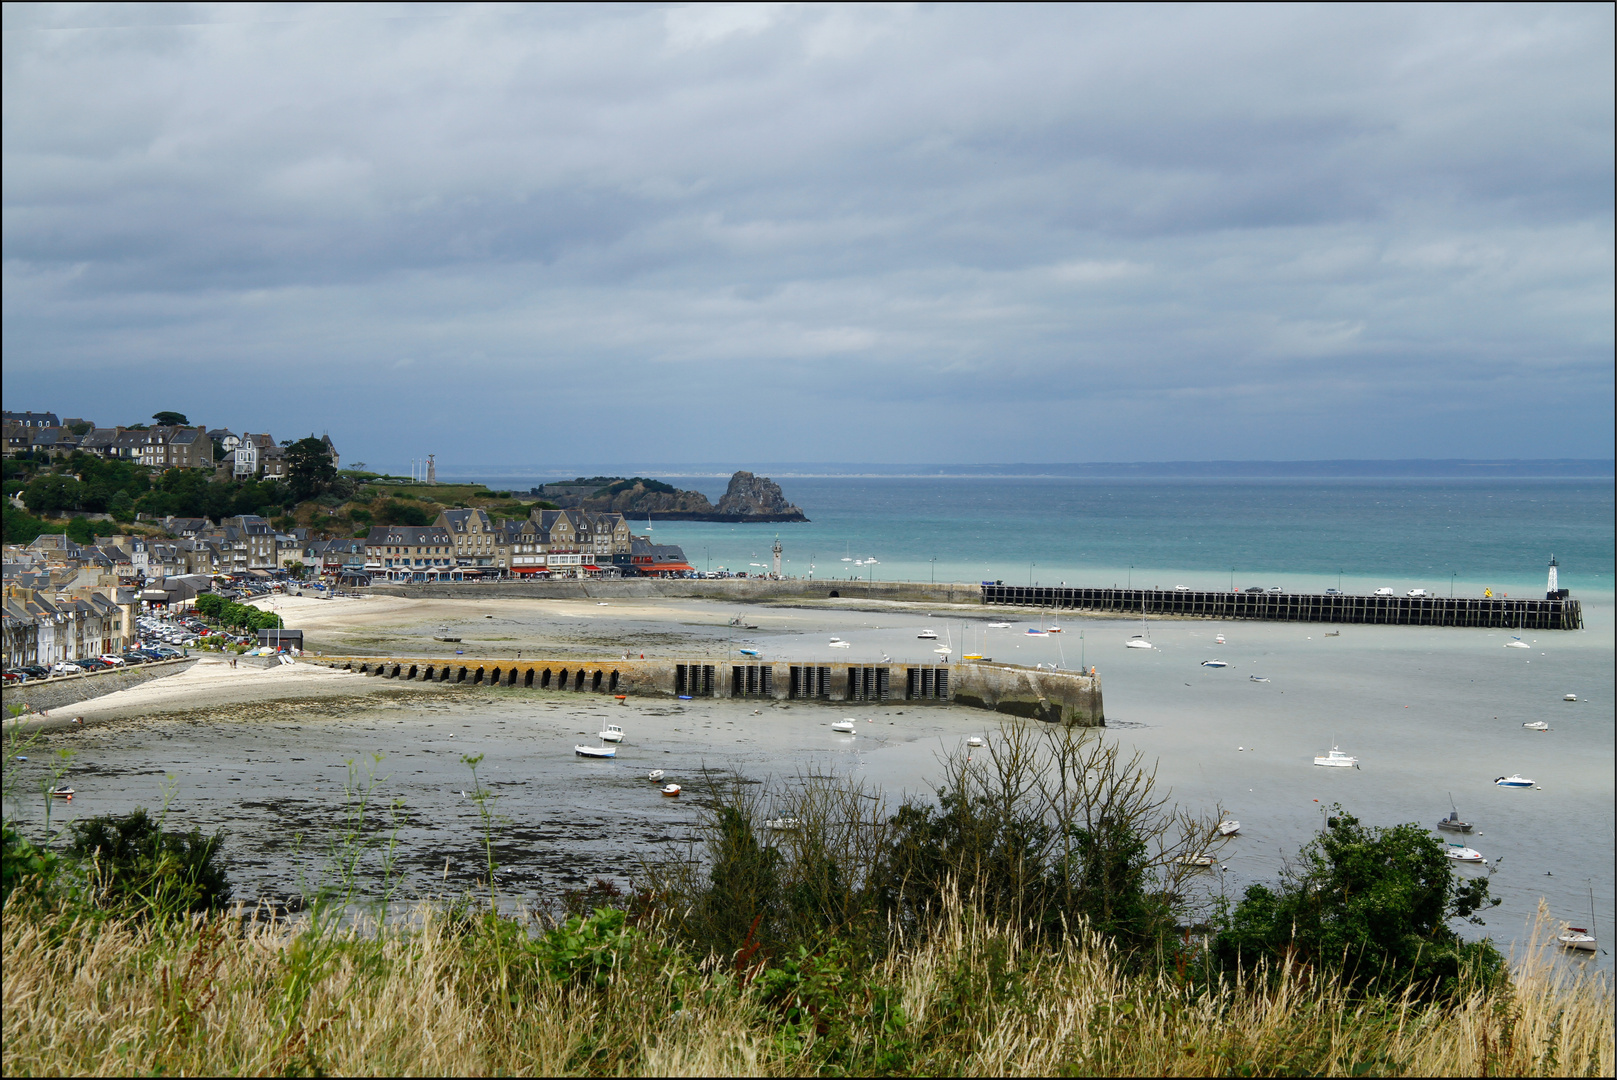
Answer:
1407, 589, 1427, 597
1374, 587, 1395, 596
1174, 585, 1192, 592
98, 654, 127, 666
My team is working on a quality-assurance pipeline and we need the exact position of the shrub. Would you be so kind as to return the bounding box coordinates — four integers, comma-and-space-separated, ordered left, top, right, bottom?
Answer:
66, 808, 232, 917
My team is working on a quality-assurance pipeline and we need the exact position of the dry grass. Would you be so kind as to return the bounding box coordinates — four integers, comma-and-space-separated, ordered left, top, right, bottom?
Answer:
3, 896, 1609, 1077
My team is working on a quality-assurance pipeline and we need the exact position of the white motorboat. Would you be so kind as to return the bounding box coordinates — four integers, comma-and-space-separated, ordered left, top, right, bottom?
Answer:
1046, 623, 1062, 633
1217, 819, 1240, 836
1249, 675, 1270, 683
1563, 694, 1577, 701
48, 785, 74, 800
1559, 888, 1598, 953
575, 745, 616, 758
648, 769, 665, 782
1444, 843, 1486, 863
661, 784, 681, 797
934, 645, 952, 655
966, 736, 985, 748
1522, 721, 1550, 731
917, 628, 938, 639
1313, 746, 1359, 768
1201, 659, 1228, 668
1506, 639, 1531, 649
828, 638, 851, 649
599, 724, 625, 743
831, 719, 858, 733
988, 622, 1012, 629
1176, 852, 1216, 868
1494, 774, 1535, 788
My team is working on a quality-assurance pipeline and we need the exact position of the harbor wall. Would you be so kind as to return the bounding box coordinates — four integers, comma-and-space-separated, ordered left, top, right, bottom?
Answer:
2, 658, 197, 718
364, 579, 982, 605
310, 654, 1103, 727
983, 585, 1584, 630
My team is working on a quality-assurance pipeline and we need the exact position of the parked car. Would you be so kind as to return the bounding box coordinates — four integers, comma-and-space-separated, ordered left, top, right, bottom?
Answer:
1244, 586, 1264, 594
52, 662, 86, 675
3, 670, 24, 684
120, 653, 148, 664
1266, 587, 1283, 594
98, 654, 127, 666
1174, 585, 1192, 592
1324, 588, 1341, 595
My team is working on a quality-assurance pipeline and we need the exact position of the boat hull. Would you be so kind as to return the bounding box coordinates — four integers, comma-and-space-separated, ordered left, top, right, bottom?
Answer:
575, 746, 616, 758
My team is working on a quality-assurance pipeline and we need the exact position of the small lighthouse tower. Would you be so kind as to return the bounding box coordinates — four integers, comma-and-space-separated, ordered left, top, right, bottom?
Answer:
772, 536, 783, 579
1547, 554, 1560, 598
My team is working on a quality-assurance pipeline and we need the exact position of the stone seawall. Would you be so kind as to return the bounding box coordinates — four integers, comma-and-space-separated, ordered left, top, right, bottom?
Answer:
313, 654, 1102, 727
3, 658, 197, 717
365, 579, 983, 605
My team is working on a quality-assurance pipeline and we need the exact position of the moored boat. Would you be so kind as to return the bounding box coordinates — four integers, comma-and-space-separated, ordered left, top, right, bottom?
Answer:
48, 785, 74, 800
1217, 819, 1240, 836
966, 736, 985, 748
1436, 809, 1473, 833
661, 784, 681, 797
1201, 659, 1228, 668
1313, 746, 1358, 768
1176, 852, 1216, 868
1559, 888, 1599, 952
575, 745, 616, 758
1522, 721, 1550, 731
1444, 843, 1486, 863
599, 724, 625, 743
917, 628, 938, 639
648, 769, 665, 782
832, 719, 858, 733
1494, 774, 1535, 788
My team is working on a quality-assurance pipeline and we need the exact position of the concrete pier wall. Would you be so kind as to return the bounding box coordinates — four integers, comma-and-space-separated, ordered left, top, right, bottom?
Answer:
314, 654, 1103, 727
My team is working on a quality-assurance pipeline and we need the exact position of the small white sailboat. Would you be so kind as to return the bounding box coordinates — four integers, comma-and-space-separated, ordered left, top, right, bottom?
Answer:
840, 542, 852, 562
832, 719, 858, 733
1522, 721, 1550, 731
1217, 819, 1240, 836
933, 645, 952, 655
575, 744, 616, 758
1127, 602, 1156, 649
1201, 659, 1228, 668
1444, 843, 1486, 863
1506, 639, 1531, 649
1494, 774, 1535, 788
648, 769, 665, 782
1559, 888, 1598, 953
598, 724, 625, 743
1313, 746, 1359, 768
988, 622, 1012, 629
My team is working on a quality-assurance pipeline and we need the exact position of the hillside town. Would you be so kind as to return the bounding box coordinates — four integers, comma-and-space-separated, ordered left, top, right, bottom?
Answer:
2, 408, 695, 675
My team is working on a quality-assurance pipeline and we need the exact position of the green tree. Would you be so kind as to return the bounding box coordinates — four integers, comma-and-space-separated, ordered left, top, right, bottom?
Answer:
21, 473, 83, 517
377, 500, 431, 526
108, 490, 136, 523
67, 421, 93, 437
65, 516, 96, 545
1213, 807, 1503, 1000
3, 504, 48, 546
151, 411, 189, 426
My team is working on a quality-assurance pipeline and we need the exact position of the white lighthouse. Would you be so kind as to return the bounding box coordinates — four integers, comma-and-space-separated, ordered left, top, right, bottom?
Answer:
1547, 554, 1559, 598
772, 536, 782, 579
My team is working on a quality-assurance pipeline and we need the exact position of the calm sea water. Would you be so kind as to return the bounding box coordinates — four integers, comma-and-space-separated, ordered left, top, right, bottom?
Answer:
651, 477, 1613, 597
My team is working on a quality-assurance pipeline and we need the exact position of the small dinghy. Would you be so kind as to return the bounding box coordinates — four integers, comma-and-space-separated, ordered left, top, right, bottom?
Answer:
575, 745, 616, 758
648, 769, 665, 782
1495, 774, 1535, 788
1522, 721, 1550, 731
1201, 659, 1228, 668
1444, 843, 1486, 863
1249, 675, 1270, 683
1217, 819, 1240, 836
828, 638, 851, 649
660, 784, 681, 797
966, 736, 985, 748
1313, 746, 1359, 768
599, 724, 625, 743
1563, 693, 1577, 702
832, 719, 858, 734
48, 785, 74, 800
988, 622, 1012, 629
738, 648, 760, 657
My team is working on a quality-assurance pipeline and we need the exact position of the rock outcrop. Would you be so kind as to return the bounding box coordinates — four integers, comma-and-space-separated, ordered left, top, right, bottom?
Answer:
716, 471, 805, 519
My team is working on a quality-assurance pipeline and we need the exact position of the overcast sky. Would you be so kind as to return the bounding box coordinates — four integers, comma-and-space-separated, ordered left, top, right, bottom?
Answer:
3, 3, 1612, 474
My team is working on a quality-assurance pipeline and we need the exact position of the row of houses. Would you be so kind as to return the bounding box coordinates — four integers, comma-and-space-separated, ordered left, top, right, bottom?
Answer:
364, 507, 694, 580
2, 585, 134, 669
3, 411, 338, 483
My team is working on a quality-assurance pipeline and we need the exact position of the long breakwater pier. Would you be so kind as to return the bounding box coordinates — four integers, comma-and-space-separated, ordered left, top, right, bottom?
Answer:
982, 585, 1583, 630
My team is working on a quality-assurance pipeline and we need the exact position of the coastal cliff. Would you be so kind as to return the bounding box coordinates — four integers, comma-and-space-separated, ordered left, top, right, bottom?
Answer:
534, 471, 808, 522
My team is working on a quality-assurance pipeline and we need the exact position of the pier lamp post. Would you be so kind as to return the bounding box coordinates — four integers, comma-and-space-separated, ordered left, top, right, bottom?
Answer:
1451, 571, 1457, 598
1128, 565, 1134, 589
1339, 569, 1344, 592
931, 556, 937, 584
1029, 562, 1036, 587
1231, 567, 1236, 592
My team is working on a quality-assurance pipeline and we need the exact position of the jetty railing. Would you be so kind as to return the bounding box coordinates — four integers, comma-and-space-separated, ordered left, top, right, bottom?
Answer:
981, 585, 1583, 630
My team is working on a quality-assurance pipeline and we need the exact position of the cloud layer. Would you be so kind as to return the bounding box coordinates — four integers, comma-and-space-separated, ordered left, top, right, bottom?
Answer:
4, 2, 1611, 471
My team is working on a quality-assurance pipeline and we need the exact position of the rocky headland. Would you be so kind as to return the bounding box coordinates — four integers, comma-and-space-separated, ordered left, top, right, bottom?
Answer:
533, 471, 807, 522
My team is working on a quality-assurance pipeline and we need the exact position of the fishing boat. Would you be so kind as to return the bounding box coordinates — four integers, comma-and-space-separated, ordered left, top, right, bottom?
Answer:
1437, 796, 1473, 833
1313, 746, 1359, 768
917, 628, 938, 639
1324, 630, 1341, 637
966, 736, 985, 748
1444, 843, 1486, 863
575, 745, 616, 758
1559, 888, 1598, 952
599, 724, 625, 743
1201, 659, 1228, 668
661, 784, 681, 797
1523, 721, 1550, 731
648, 769, 665, 782
1494, 774, 1535, 788
1217, 819, 1240, 836
832, 719, 858, 733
